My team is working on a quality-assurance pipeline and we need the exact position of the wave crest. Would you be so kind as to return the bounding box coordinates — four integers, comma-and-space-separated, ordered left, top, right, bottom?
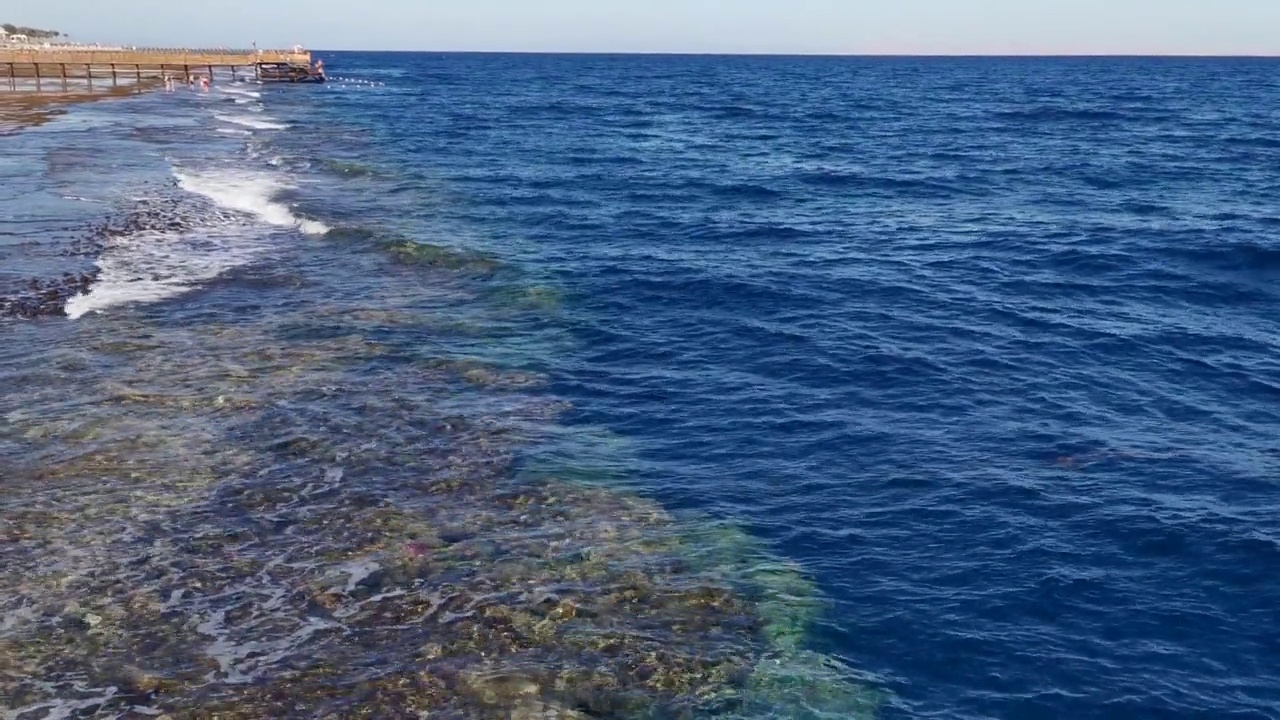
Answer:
175, 169, 329, 236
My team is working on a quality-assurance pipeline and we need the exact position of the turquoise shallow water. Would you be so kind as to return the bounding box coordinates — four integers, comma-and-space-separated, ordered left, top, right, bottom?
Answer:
2, 54, 1280, 719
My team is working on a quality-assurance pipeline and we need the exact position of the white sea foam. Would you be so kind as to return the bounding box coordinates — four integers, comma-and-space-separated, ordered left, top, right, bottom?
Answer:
64, 227, 266, 320
214, 113, 288, 130
216, 128, 252, 136
175, 168, 330, 236
65, 168, 328, 319
218, 85, 261, 99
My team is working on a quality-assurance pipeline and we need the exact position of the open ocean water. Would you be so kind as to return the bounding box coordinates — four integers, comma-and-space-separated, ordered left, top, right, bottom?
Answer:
1, 54, 1279, 719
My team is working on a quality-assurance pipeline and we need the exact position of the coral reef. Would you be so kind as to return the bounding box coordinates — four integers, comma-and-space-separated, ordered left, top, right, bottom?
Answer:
0, 222, 878, 718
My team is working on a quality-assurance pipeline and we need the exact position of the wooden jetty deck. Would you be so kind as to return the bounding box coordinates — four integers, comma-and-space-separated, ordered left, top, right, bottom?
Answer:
0, 48, 324, 91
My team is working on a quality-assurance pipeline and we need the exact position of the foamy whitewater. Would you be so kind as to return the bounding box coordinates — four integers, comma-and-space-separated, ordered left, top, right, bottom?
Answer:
214, 113, 289, 131
217, 85, 262, 99
175, 169, 330, 236
64, 227, 269, 320
64, 167, 329, 319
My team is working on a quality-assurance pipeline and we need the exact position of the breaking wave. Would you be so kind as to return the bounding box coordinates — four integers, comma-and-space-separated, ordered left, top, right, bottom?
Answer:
65, 168, 329, 318
214, 113, 288, 131
175, 168, 330, 235
218, 85, 262, 99
63, 226, 268, 320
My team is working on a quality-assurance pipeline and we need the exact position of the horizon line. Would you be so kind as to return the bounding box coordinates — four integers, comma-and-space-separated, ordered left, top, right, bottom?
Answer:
308, 49, 1280, 58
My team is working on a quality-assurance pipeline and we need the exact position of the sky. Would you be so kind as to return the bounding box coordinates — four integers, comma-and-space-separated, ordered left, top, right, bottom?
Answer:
13, 0, 1280, 55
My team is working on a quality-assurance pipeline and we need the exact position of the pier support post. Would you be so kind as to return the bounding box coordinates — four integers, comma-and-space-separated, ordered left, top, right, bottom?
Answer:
6, 63, 13, 91
86, 64, 93, 91
34, 63, 41, 92
111, 64, 118, 87
60, 63, 67, 91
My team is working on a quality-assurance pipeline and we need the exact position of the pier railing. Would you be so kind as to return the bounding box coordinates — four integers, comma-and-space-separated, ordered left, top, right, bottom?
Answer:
1, 47, 321, 91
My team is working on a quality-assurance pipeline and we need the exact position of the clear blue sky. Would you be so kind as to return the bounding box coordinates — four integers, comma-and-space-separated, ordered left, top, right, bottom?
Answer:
14, 0, 1280, 54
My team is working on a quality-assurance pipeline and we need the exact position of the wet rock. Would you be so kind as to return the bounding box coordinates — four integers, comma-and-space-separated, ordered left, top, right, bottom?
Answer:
0, 271, 97, 318
115, 665, 179, 698
438, 527, 476, 545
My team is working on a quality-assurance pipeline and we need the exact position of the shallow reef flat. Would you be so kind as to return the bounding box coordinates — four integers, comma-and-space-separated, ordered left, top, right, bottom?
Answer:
0, 280, 877, 720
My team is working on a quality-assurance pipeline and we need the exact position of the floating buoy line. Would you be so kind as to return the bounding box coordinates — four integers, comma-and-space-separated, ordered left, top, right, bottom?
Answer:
326, 76, 387, 88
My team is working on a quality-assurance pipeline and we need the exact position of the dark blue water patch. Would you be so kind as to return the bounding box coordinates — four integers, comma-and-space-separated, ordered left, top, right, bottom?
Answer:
1172, 240, 1280, 273
702, 104, 777, 121
701, 182, 786, 200
685, 223, 814, 242
1221, 134, 1280, 149
992, 107, 1134, 123
563, 153, 646, 167
430, 63, 1280, 717
794, 170, 981, 198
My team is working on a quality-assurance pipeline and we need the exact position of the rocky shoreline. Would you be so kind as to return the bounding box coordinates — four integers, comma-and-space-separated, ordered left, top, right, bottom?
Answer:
0, 192, 219, 319
0, 271, 97, 318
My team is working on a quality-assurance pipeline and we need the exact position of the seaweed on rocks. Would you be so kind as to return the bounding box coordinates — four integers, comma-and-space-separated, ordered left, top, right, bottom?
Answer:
62, 194, 214, 259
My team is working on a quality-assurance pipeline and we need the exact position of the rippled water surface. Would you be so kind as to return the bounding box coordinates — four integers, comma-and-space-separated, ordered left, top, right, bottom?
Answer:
2, 55, 1279, 719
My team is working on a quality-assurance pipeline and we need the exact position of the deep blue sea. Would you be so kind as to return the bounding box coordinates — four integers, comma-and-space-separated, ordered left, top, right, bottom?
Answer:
2, 54, 1279, 719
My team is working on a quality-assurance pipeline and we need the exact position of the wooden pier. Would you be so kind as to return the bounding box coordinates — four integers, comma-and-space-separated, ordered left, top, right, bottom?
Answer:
0, 47, 324, 91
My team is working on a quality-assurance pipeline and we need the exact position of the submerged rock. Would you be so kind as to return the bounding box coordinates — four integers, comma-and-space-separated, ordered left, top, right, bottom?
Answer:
0, 192, 247, 320
385, 239, 506, 275
420, 356, 548, 391
491, 284, 565, 313
0, 271, 96, 318
320, 158, 381, 178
